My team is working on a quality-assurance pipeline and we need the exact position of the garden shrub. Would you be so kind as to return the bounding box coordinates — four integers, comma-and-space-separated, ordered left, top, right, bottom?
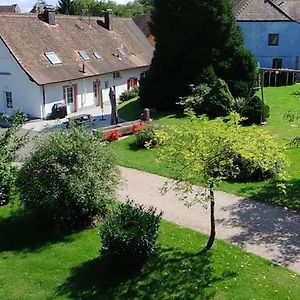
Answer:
0, 111, 27, 206
231, 154, 280, 182
17, 127, 119, 231
178, 79, 235, 118
201, 79, 235, 118
119, 87, 139, 102
135, 123, 161, 148
177, 84, 211, 114
239, 95, 270, 125
100, 200, 162, 263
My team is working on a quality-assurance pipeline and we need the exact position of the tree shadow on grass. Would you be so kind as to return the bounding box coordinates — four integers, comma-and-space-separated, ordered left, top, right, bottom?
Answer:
55, 247, 237, 300
0, 208, 74, 253
240, 179, 300, 211
118, 98, 184, 122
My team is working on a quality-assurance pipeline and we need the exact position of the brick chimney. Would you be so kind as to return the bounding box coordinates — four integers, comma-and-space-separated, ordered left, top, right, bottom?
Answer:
104, 9, 113, 31
43, 5, 56, 26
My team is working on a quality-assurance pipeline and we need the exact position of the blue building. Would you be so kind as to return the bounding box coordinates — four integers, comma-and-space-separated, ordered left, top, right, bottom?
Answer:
234, 0, 300, 70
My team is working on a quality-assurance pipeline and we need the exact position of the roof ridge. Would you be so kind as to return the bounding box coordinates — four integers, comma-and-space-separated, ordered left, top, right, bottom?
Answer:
235, 0, 253, 17
0, 13, 133, 21
266, 0, 294, 21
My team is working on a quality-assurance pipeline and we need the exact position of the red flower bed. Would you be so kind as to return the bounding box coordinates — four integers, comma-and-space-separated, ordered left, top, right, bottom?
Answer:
132, 121, 145, 133
105, 129, 122, 142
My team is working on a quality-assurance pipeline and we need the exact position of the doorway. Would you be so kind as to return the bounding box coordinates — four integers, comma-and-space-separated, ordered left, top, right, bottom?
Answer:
63, 84, 77, 114
93, 81, 103, 108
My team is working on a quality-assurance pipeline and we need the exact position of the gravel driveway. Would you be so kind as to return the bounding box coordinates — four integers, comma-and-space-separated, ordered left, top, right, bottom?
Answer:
118, 166, 300, 275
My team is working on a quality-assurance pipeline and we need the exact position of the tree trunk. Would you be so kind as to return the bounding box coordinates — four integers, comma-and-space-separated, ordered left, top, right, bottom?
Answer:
205, 188, 216, 250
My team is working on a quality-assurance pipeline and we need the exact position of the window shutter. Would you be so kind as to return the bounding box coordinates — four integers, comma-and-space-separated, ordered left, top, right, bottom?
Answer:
127, 79, 131, 91
134, 78, 138, 87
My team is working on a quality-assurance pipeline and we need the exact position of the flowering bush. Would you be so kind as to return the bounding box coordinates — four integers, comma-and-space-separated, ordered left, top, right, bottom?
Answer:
105, 130, 122, 142
131, 121, 144, 133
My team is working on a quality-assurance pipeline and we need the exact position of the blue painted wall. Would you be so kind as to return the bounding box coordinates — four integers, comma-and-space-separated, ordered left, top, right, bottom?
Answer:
238, 21, 300, 69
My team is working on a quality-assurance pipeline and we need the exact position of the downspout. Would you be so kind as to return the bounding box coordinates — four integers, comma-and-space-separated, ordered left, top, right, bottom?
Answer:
83, 78, 86, 106
42, 85, 46, 119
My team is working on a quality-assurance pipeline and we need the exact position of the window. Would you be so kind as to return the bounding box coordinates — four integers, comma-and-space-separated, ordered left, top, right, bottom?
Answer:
93, 52, 102, 59
105, 80, 110, 88
45, 52, 62, 65
268, 34, 279, 46
113, 71, 121, 79
63, 86, 74, 104
78, 51, 90, 61
140, 72, 146, 79
272, 58, 283, 69
116, 48, 126, 58
5, 91, 13, 108
93, 82, 98, 97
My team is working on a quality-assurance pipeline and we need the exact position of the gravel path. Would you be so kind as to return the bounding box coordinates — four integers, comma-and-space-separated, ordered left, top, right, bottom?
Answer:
118, 167, 300, 275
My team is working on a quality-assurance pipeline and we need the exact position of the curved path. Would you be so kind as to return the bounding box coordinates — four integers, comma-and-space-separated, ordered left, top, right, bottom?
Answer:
118, 167, 300, 275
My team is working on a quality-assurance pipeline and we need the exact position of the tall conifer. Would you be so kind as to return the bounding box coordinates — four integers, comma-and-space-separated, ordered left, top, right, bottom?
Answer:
140, 0, 257, 109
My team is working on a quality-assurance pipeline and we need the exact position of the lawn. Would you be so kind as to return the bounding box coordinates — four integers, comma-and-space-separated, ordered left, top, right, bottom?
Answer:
0, 203, 299, 299
113, 85, 300, 210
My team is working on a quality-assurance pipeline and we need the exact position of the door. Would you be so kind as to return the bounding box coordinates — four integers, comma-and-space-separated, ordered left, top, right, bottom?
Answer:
272, 58, 282, 69
63, 85, 77, 114
93, 81, 103, 108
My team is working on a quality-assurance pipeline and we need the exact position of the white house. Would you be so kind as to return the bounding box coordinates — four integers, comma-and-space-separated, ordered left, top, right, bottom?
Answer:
0, 8, 153, 119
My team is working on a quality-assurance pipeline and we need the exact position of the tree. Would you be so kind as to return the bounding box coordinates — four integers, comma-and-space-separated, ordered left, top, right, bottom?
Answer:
58, 0, 75, 14
140, 0, 257, 110
58, 0, 152, 17
0, 111, 27, 205
159, 113, 286, 249
17, 126, 119, 231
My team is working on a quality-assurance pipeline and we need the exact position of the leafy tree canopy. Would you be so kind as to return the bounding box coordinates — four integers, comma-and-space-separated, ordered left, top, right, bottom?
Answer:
58, 0, 152, 17
158, 112, 287, 249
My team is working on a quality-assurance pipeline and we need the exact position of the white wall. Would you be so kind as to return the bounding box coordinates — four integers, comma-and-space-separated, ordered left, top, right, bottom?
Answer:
43, 66, 148, 118
0, 39, 148, 119
0, 39, 42, 118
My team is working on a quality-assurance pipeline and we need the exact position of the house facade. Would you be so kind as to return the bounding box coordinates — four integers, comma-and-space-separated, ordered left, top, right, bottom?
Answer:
0, 4, 21, 14
234, 0, 300, 70
0, 8, 153, 119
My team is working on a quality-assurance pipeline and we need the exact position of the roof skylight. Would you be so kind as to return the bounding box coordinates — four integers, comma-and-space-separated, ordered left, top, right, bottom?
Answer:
78, 51, 90, 61
93, 52, 102, 59
117, 48, 126, 58
45, 52, 62, 65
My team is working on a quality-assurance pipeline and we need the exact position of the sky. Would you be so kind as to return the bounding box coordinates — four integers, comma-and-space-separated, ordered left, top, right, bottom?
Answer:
0, 0, 130, 13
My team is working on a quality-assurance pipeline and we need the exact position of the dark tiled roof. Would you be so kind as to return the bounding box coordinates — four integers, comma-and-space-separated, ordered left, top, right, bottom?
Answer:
133, 14, 152, 37
0, 4, 20, 13
232, 0, 251, 16
276, 0, 300, 22
0, 14, 153, 85
235, 0, 293, 21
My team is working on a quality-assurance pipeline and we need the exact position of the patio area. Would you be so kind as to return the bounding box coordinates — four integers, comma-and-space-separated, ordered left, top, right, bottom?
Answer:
22, 103, 119, 132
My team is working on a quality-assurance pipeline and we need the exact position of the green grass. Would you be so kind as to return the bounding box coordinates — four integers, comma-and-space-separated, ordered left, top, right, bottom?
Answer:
0, 204, 299, 299
115, 85, 300, 210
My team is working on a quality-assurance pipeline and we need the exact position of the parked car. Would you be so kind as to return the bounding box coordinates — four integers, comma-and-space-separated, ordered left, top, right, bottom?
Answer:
51, 103, 67, 119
